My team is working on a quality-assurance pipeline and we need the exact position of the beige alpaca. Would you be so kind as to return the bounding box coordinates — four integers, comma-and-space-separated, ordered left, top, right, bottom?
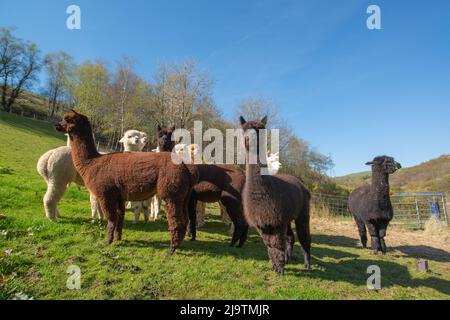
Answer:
37, 134, 103, 220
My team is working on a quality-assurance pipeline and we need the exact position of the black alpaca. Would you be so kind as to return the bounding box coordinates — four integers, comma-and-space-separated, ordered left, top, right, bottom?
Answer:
348, 156, 401, 255
240, 116, 311, 275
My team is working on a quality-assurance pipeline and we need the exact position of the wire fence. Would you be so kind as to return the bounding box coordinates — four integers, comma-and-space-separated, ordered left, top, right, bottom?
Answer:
311, 192, 448, 229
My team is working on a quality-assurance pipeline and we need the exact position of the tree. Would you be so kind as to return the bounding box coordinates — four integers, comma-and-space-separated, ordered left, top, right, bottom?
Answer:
43, 51, 75, 117
72, 61, 110, 131
0, 28, 41, 112
153, 60, 214, 129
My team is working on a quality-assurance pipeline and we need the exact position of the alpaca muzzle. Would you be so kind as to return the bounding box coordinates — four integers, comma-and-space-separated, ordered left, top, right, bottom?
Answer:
55, 119, 69, 133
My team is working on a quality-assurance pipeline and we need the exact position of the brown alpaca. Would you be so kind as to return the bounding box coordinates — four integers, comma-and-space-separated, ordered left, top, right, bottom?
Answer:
187, 164, 249, 247
55, 111, 198, 254
240, 116, 311, 274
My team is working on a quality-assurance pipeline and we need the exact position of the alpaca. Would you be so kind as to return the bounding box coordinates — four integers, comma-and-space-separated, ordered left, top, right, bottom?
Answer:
180, 143, 206, 228
55, 111, 198, 254
221, 151, 282, 235
147, 125, 178, 222
240, 116, 311, 274
348, 156, 401, 255
37, 134, 103, 220
120, 130, 151, 223
186, 139, 249, 248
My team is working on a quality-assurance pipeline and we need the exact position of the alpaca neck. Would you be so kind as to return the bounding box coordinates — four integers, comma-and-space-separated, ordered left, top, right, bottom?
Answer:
70, 130, 100, 172
371, 167, 390, 208
245, 151, 268, 195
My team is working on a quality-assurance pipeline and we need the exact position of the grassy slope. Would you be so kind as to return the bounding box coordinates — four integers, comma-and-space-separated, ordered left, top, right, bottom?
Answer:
0, 111, 449, 300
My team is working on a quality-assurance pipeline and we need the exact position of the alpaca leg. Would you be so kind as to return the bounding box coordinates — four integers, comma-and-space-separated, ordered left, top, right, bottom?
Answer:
114, 199, 125, 242
133, 205, 140, 224
367, 222, 380, 255
219, 202, 234, 236
165, 200, 187, 255
187, 195, 197, 240
354, 215, 368, 248
295, 215, 311, 269
89, 193, 99, 220
221, 196, 248, 248
260, 228, 287, 275
143, 201, 150, 224
152, 196, 160, 221
377, 219, 389, 254
286, 223, 296, 263
196, 202, 205, 227
43, 180, 67, 220
98, 197, 118, 244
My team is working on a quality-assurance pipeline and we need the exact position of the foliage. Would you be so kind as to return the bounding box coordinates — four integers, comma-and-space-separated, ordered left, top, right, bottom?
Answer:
1, 111, 449, 300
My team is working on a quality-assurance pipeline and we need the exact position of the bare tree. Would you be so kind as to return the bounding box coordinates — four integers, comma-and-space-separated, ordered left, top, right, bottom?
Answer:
153, 60, 214, 129
0, 28, 41, 112
43, 51, 75, 117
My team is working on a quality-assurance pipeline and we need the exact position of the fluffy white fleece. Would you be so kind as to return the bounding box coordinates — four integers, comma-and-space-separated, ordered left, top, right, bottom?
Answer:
36, 134, 102, 220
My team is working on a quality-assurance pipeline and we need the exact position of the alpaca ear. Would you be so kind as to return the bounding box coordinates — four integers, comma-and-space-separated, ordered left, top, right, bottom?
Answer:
171, 126, 176, 132
365, 161, 374, 166
239, 116, 246, 126
156, 124, 162, 132
70, 109, 79, 115
119, 137, 125, 144
261, 115, 268, 125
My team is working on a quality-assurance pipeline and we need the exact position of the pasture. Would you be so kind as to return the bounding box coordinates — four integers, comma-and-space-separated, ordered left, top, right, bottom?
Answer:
0, 111, 449, 300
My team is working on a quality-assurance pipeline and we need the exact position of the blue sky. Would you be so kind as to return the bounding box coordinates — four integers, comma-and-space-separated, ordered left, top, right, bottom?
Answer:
1, 0, 450, 176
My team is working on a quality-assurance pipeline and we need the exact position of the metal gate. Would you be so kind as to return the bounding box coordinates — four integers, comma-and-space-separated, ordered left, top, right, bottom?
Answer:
311, 192, 448, 229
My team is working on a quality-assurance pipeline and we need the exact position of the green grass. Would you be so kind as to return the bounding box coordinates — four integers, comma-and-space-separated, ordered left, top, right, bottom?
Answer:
0, 111, 449, 300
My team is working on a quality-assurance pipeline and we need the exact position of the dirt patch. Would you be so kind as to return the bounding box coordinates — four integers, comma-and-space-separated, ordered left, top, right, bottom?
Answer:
312, 217, 450, 262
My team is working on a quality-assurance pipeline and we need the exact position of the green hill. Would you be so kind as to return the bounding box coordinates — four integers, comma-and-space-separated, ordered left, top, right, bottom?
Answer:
335, 156, 450, 196
0, 111, 449, 300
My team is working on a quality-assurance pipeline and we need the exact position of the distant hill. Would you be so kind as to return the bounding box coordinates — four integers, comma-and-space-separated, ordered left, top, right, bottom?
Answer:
335, 155, 450, 196
3, 88, 54, 120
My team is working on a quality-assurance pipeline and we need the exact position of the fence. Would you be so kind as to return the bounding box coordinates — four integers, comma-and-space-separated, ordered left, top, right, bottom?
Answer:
311, 192, 448, 229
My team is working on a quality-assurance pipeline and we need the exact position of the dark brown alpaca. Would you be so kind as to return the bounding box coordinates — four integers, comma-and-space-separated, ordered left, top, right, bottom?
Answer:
187, 164, 249, 247
156, 124, 176, 152
240, 116, 311, 275
55, 111, 198, 254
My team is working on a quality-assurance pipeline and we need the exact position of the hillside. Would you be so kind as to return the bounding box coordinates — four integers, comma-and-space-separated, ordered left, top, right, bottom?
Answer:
335, 156, 450, 196
0, 110, 449, 300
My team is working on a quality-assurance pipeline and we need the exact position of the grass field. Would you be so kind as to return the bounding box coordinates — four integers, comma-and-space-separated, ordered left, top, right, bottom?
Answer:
0, 111, 449, 300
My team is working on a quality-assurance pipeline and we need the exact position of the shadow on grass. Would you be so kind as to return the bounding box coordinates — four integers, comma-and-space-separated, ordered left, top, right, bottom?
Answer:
313, 234, 360, 248
393, 245, 450, 263
290, 258, 450, 296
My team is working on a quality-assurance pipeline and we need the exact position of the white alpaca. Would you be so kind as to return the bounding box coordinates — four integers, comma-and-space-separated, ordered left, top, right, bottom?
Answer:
148, 146, 161, 221
119, 130, 150, 223
267, 152, 281, 175
37, 134, 103, 220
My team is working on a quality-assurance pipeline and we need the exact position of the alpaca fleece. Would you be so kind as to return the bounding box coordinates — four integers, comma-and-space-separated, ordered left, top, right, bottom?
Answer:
56, 111, 198, 254
348, 155, 401, 255
36, 135, 102, 220
240, 116, 311, 275
188, 164, 249, 247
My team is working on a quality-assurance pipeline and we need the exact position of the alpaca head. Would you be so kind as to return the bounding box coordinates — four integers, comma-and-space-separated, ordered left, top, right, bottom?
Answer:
174, 143, 187, 155
366, 155, 402, 174
119, 130, 147, 152
267, 152, 281, 175
56, 110, 91, 137
156, 124, 176, 152
239, 115, 268, 157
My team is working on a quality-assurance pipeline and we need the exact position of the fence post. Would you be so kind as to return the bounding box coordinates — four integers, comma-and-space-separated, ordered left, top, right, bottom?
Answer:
442, 193, 448, 226
415, 197, 421, 229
